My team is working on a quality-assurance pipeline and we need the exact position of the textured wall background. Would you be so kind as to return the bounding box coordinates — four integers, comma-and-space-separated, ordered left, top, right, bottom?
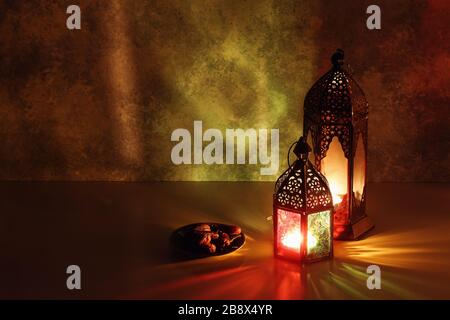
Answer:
0, 0, 448, 181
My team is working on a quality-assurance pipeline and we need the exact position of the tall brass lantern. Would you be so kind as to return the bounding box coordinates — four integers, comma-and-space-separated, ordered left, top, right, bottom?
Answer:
303, 49, 374, 240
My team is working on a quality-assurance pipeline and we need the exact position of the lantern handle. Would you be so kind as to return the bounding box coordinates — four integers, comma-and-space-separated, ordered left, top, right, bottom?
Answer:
331, 49, 345, 70
287, 140, 297, 169
287, 136, 311, 168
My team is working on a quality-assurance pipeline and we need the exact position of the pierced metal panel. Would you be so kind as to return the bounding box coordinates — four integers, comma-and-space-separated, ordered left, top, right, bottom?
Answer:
303, 57, 368, 162
321, 70, 352, 124
275, 162, 304, 210
305, 164, 333, 210
274, 166, 292, 194
318, 124, 351, 164
274, 160, 333, 212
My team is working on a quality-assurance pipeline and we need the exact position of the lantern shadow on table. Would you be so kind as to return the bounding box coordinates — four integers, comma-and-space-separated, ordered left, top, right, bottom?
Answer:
125, 222, 444, 299
128, 252, 424, 299
134, 182, 450, 299
339, 227, 450, 270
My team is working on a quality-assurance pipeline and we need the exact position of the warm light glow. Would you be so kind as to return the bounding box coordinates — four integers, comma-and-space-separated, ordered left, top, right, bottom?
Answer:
277, 209, 301, 255
328, 179, 344, 205
307, 233, 318, 249
281, 230, 318, 251
322, 137, 347, 205
332, 192, 343, 205
353, 134, 366, 204
104, 1, 143, 167
281, 229, 301, 251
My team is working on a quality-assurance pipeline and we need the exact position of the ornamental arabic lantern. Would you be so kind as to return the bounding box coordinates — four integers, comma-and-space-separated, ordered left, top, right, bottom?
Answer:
303, 49, 374, 240
273, 136, 333, 262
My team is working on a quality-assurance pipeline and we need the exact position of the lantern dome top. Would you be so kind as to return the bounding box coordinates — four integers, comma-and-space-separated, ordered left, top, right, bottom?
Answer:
304, 49, 368, 126
274, 137, 333, 213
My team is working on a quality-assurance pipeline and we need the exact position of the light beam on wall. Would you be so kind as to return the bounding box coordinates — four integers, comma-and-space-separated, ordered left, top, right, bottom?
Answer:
104, 0, 143, 170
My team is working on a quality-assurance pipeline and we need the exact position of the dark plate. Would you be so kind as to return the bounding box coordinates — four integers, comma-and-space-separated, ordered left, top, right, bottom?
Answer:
170, 222, 245, 258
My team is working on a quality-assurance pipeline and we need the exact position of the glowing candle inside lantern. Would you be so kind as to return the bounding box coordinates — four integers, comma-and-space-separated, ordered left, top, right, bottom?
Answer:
307, 232, 317, 249
281, 229, 318, 251
321, 137, 347, 207
277, 209, 302, 256
328, 180, 344, 205
332, 193, 343, 205
281, 228, 302, 251
276, 209, 331, 258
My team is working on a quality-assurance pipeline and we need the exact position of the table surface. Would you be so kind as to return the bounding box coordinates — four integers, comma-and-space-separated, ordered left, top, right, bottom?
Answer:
1, 181, 449, 299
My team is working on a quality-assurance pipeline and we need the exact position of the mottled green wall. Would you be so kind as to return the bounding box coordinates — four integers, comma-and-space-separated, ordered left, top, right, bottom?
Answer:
0, 0, 448, 181
130, 0, 318, 180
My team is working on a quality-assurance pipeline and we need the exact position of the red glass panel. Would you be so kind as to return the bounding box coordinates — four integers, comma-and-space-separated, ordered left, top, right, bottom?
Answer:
276, 209, 302, 258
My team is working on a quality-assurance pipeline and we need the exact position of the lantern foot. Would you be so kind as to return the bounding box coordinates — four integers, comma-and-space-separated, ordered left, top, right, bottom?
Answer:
334, 215, 374, 240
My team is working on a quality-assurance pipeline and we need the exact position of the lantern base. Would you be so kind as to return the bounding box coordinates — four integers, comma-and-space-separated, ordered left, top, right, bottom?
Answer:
334, 215, 374, 240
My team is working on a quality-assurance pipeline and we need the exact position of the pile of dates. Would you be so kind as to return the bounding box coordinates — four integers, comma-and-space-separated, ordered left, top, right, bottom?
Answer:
190, 223, 242, 253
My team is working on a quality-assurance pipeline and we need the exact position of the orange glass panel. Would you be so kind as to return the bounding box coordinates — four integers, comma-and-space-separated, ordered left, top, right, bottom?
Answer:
353, 134, 366, 207
321, 136, 348, 225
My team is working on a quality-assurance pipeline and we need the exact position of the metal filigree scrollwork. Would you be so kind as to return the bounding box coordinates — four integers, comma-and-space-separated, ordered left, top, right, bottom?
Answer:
305, 165, 332, 210
318, 124, 351, 161
274, 160, 333, 212
275, 162, 305, 210
274, 166, 292, 193
321, 71, 352, 124
303, 58, 368, 162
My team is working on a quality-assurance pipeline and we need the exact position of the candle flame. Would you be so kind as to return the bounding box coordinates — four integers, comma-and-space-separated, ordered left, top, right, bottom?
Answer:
281, 229, 301, 251
281, 230, 318, 251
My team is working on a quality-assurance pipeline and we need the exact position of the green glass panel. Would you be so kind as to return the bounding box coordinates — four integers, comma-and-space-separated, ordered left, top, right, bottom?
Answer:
307, 210, 331, 259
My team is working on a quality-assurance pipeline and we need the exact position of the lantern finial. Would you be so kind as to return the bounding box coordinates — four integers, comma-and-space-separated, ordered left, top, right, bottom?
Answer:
293, 136, 311, 160
331, 49, 345, 70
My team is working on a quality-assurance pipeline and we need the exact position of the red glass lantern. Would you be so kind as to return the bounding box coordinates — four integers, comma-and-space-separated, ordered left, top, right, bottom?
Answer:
303, 49, 374, 240
273, 137, 333, 262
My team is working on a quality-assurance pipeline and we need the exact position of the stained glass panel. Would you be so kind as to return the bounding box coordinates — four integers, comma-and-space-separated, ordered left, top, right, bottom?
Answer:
307, 210, 331, 259
276, 209, 301, 257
